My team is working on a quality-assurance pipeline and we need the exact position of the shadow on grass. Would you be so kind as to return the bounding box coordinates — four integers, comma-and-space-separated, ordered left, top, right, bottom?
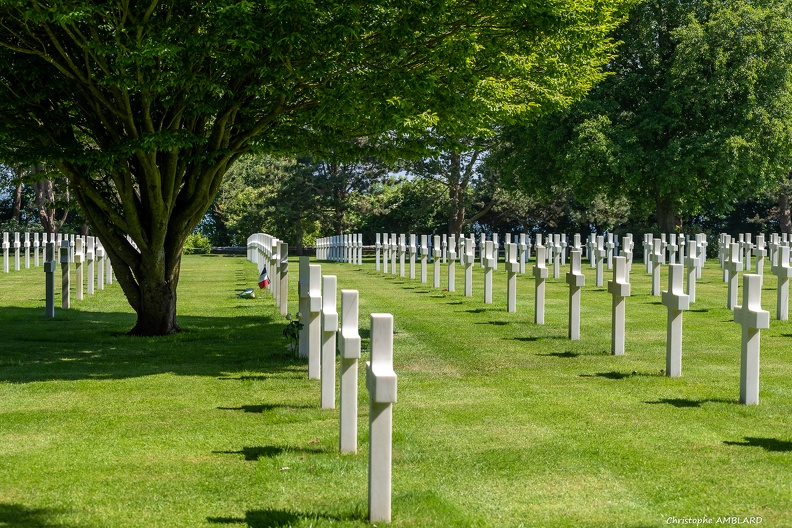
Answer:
476, 321, 508, 326
217, 403, 313, 413
579, 371, 653, 380
462, 308, 487, 314
446, 301, 464, 305
645, 398, 734, 408
0, 306, 303, 383
0, 503, 74, 528
208, 508, 364, 527
723, 437, 792, 452
213, 445, 328, 461
538, 351, 580, 358
506, 336, 566, 342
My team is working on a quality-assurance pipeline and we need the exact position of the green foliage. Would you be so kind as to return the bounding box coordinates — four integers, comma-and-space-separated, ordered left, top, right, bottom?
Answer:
0, 0, 633, 332
183, 231, 212, 254
494, 0, 792, 231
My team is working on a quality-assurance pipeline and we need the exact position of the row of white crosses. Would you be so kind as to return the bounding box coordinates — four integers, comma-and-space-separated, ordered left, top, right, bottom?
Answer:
245, 233, 289, 316
316, 234, 363, 264
3, 231, 112, 277
38, 234, 113, 317
296, 256, 397, 523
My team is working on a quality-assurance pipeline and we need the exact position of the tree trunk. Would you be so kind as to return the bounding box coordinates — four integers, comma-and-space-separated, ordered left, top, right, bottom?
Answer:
129, 271, 180, 335
655, 194, 676, 233
780, 191, 791, 234
12, 180, 23, 222
447, 152, 465, 236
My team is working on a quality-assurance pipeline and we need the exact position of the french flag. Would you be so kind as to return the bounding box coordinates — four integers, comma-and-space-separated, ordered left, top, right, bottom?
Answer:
258, 267, 270, 289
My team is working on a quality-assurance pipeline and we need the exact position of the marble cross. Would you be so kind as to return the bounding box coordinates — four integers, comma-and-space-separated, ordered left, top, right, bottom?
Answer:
321, 275, 338, 409
483, 240, 495, 304
650, 238, 663, 296
566, 249, 585, 340
463, 236, 474, 297
433, 235, 442, 288
447, 234, 457, 292
366, 313, 397, 523
398, 234, 407, 277
44, 242, 56, 318
339, 290, 361, 453
753, 234, 766, 277
725, 242, 743, 310
608, 256, 631, 355
60, 239, 71, 310
75, 237, 85, 301
594, 235, 606, 287
420, 235, 429, 283
684, 238, 699, 303
505, 242, 518, 313
734, 274, 770, 405
409, 234, 417, 279
375, 233, 381, 271
771, 245, 791, 320
533, 245, 548, 324
662, 264, 690, 377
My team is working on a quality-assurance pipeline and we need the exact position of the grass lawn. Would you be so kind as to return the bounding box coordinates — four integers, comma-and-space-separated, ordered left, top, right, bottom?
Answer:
1, 252, 790, 527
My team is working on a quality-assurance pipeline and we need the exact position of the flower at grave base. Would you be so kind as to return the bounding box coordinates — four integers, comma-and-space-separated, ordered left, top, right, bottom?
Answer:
296, 312, 302, 319
286, 313, 292, 321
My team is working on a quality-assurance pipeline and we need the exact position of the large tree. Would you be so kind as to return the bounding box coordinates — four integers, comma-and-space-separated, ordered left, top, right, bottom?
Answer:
494, 0, 792, 232
0, 0, 628, 335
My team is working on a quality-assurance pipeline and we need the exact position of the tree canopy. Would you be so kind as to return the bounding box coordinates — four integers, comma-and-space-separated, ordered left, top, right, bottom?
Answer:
493, 0, 792, 232
0, 0, 629, 335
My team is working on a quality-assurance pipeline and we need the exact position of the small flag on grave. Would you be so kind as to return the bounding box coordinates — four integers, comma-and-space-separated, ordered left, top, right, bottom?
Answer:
258, 267, 270, 289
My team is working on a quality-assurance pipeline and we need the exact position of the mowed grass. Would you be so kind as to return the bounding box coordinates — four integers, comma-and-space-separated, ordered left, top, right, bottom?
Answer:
1, 252, 791, 527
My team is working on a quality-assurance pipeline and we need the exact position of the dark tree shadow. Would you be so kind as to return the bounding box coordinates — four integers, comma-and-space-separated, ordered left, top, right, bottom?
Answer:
217, 403, 312, 414
579, 371, 632, 380
208, 507, 365, 527
213, 444, 328, 461
0, 503, 74, 528
645, 398, 734, 408
0, 306, 304, 384
537, 351, 580, 358
723, 437, 792, 452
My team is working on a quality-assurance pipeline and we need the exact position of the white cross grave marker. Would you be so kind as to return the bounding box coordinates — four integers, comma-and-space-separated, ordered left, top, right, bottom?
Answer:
75, 237, 84, 301
684, 238, 698, 303
366, 313, 397, 523
433, 235, 442, 288
447, 235, 457, 292
321, 275, 338, 409
3, 232, 9, 273
662, 264, 690, 377
408, 234, 416, 279
734, 274, 770, 405
463, 237, 474, 297
44, 242, 56, 318
14, 232, 21, 271
86, 236, 95, 295
420, 235, 428, 283
608, 256, 631, 355
533, 245, 548, 324
594, 236, 606, 287
375, 233, 381, 271
24, 232, 30, 269
650, 238, 663, 296
725, 242, 743, 310
398, 234, 406, 277
483, 240, 495, 304
771, 245, 792, 321
60, 239, 71, 310
754, 234, 766, 278
506, 242, 518, 313
339, 290, 361, 453
566, 249, 585, 340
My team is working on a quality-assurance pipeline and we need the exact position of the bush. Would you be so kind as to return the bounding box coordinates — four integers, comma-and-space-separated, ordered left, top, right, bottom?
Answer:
183, 232, 212, 254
